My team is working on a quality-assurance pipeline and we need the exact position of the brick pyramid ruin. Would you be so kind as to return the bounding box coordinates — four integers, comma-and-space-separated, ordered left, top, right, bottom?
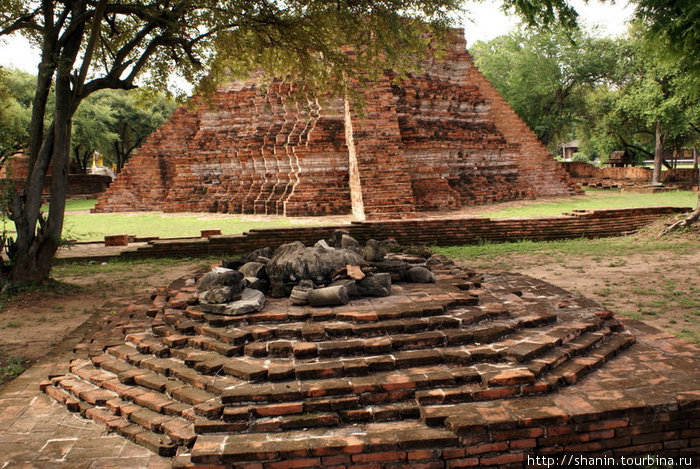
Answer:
42, 259, 646, 466
93, 29, 579, 219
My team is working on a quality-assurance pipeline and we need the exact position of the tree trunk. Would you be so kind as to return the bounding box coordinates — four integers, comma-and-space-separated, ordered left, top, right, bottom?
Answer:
8, 1, 86, 284
28, 1, 58, 167
652, 120, 665, 186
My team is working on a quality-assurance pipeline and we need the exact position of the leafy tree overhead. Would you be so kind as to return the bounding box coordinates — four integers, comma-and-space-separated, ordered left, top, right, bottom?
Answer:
504, 0, 700, 76
635, 0, 700, 76
0, 0, 460, 284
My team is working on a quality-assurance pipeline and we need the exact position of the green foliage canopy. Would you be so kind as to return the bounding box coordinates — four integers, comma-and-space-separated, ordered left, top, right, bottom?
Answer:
470, 26, 617, 148
0, 68, 33, 160
578, 24, 699, 165
93, 89, 176, 171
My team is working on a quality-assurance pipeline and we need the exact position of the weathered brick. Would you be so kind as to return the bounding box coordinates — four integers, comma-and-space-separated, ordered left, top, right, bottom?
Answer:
351, 452, 406, 463
94, 30, 577, 218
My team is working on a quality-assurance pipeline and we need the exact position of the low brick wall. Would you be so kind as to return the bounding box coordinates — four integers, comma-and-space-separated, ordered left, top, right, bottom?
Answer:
1, 173, 112, 199
664, 168, 699, 183
184, 394, 699, 468
562, 162, 652, 181
120, 206, 689, 260
562, 162, 698, 185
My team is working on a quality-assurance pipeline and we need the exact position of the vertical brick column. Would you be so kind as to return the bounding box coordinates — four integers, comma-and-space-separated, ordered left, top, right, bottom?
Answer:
346, 77, 416, 218
344, 97, 366, 220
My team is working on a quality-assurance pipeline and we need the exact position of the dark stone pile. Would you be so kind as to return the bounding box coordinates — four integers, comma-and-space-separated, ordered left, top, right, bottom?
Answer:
196, 230, 437, 311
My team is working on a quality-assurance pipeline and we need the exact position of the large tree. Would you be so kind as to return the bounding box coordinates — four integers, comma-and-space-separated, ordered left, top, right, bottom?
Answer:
0, 0, 458, 284
576, 25, 698, 180
615, 25, 694, 185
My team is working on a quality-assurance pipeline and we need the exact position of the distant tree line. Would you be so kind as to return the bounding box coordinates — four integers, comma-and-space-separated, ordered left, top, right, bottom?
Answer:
470, 22, 699, 183
0, 70, 175, 173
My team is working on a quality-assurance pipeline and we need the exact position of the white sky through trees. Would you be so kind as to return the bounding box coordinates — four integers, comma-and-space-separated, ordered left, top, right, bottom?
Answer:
0, 1, 635, 92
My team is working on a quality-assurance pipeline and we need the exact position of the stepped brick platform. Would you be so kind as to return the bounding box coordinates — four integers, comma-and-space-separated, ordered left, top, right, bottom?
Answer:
41, 261, 700, 467
93, 29, 579, 220
109, 206, 690, 260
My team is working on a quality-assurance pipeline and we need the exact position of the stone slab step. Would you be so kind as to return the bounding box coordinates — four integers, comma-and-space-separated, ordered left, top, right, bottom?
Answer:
190, 422, 460, 464
220, 365, 481, 405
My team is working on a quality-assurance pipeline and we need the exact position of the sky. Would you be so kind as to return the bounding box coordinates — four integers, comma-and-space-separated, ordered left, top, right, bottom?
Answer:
462, 0, 635, 46
0, 1, 635, 90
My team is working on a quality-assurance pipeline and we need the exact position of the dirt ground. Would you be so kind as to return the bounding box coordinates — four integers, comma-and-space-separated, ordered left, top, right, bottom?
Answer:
0, 220, 698, 388
0, 259, 207, 387
455, 223, 700, 345
464, 249, 699, 341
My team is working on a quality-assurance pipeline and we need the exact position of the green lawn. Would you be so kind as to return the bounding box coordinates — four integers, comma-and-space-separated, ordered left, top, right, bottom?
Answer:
472, 188, 696, 219
433, 235, 696, 262
62, 213, 296, 242
43, 199, 97, 212
11, 188, 698, 242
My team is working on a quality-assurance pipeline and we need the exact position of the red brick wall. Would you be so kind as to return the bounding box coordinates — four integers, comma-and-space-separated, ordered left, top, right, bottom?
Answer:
562, 162, 653, 181
1, 154, 112, 198
174, 394, 699, 468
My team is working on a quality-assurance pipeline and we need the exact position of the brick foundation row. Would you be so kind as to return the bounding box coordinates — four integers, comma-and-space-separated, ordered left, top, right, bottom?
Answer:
113, 206, 690, 260
562, 161, 700, 187
174, 395, 699, 468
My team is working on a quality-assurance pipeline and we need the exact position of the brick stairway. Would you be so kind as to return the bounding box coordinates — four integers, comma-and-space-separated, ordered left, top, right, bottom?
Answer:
41, 260, 641, 467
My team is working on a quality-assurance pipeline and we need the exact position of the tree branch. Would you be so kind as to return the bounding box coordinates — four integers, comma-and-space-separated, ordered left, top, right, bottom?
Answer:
0, 6, 42, 35
617, 136, 653, 158
73, 0, 109, 100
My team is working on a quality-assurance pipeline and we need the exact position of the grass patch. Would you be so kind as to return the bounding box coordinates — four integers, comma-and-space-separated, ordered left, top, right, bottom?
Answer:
432, 236, 695, 261
13, 189, 699, 242
43, 199, 97, 212
434, 230, 699, 346
472, 188, 696, 219
52, 255, 217, 278
0, 350, 27, 381
11, 198, 320, 242
678, 328, 700, 345
61, 213, 297, 242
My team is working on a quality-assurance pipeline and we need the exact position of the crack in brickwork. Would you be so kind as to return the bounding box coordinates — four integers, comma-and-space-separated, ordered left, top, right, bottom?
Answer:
93, 29, 579, 219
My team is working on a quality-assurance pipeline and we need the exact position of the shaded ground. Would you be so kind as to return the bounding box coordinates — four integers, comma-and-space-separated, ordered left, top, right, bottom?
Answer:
0, 259, 209, 388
